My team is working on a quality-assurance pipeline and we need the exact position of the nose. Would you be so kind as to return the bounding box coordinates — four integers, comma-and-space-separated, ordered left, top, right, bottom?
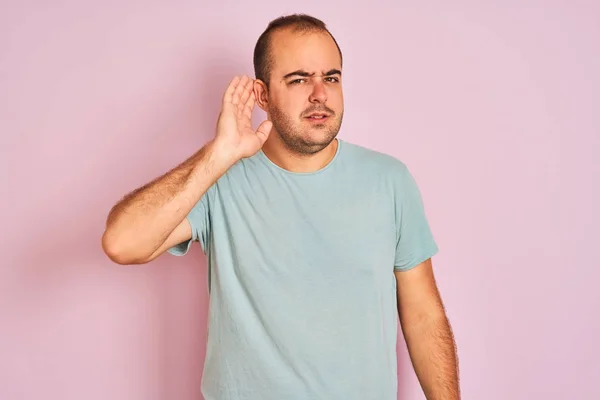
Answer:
309, 80, 327, 104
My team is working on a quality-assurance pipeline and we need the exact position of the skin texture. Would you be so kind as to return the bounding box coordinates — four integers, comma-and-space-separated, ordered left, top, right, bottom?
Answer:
395, 259, 461, 399
254, 28, 344, 172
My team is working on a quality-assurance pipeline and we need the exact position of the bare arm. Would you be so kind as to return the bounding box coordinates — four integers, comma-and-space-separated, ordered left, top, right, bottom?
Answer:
101, 75, 272, 265
101, 141, 234, 264
395, 259, 461, 400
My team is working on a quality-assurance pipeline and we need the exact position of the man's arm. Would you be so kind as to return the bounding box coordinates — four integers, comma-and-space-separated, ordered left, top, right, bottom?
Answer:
395, 258, 460, 400
101, 141, 234, 264
101, 75, 272, 265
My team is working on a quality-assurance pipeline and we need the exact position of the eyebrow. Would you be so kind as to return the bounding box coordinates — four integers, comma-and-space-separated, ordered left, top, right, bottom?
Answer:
282, 69, 342, 79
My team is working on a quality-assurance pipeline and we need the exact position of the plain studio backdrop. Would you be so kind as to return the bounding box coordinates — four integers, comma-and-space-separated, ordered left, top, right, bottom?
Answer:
1, 1, 598, 399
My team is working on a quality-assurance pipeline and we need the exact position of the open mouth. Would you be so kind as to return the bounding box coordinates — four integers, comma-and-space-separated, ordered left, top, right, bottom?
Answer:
305, 113, 330, 121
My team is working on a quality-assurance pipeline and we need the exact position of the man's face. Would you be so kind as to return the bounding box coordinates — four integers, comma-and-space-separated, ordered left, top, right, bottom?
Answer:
256, 28, 344, 155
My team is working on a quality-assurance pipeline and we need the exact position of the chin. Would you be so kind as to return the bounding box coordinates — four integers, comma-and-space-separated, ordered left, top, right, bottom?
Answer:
271, 113, 342, 154
311, 132, 337, 146
300, 130, 339, 152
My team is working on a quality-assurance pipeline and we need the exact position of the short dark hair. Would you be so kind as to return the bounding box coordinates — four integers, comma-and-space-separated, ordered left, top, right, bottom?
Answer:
253, 14, 343, 87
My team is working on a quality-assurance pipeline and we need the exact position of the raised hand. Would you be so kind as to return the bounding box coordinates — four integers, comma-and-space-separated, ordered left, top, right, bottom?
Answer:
214, 75, 273, 161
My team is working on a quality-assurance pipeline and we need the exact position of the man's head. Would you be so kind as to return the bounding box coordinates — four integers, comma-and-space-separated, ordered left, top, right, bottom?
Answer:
253, 14, 344, 155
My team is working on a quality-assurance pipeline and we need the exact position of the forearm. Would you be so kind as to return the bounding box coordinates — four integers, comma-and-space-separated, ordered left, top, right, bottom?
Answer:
401, 313, 460, 400
102, 139, 234, 262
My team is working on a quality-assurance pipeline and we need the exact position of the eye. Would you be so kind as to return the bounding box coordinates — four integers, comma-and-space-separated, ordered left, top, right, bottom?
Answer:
324, 76, 340, 83
289, 79, 306, 85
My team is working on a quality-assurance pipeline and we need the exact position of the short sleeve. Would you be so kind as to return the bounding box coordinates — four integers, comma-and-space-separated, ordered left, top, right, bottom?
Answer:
393, 163, 439, 271
167, 186, 213, 256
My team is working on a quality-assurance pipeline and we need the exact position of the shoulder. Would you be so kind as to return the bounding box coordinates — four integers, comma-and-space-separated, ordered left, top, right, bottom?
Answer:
209, 150, 266, 196
221, 151, 264, 180
339, 139, 411, 178
338, 140, 425, 201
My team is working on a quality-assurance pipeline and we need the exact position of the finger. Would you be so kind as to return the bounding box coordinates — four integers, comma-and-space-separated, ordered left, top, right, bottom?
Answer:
243, 92, 255, 120
223, 76, 241, 105
238, 77, 254, 106
231, 75, 249, 106
255, 120, 273, 144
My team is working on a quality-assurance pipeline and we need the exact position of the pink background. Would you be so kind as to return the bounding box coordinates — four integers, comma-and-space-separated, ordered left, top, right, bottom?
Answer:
1, 1, 599, 399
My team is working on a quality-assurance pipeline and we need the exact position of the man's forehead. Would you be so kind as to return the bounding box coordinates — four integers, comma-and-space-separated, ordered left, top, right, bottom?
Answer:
270, 29, 341, 68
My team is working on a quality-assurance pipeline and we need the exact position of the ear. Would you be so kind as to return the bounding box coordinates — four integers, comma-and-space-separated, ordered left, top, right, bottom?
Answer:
253, 79, 269, 112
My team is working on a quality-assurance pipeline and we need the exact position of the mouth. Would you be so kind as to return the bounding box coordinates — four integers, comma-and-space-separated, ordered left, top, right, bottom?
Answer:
304, 113, 331, 122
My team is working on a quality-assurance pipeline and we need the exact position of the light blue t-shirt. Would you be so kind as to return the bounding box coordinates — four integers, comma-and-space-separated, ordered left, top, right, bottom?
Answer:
169, 138, 438, 400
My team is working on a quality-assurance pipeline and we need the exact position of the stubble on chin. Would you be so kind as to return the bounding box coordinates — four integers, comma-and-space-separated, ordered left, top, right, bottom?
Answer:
269, 107, 343, 155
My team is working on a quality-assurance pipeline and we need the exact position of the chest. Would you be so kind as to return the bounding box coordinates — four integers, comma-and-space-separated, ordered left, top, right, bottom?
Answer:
211, 178, 397, 277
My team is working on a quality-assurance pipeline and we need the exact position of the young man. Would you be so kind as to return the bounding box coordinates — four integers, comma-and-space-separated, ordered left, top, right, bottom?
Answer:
102, 14, 460, 400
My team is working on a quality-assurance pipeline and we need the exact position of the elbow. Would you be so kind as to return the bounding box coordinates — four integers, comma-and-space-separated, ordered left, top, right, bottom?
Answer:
101, 230, 148, 265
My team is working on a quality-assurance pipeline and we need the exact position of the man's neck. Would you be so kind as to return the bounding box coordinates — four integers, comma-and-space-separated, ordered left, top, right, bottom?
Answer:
261, 136, 338, 173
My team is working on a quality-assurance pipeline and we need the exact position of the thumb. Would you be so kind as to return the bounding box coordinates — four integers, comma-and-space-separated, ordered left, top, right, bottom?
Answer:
255, 120, 273, 145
